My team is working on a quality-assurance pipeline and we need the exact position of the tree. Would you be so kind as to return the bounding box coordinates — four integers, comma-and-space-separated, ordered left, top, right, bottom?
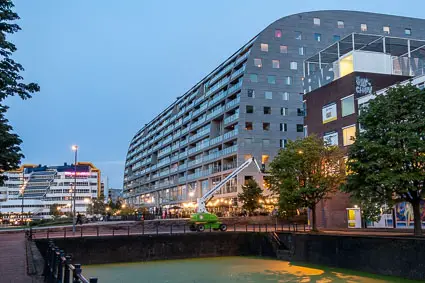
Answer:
87, 198, 106, 215
50, 203, 62, 217
238, 179, 263, 215
269, 135, 346, 231
0, 0, 40, 186
344, 84, 425, 236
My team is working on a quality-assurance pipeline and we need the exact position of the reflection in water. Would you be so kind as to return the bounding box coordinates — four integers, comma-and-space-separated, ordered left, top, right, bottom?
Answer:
84, 257, 418, 283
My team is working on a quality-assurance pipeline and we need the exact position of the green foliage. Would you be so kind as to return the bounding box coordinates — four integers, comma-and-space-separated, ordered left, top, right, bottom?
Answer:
269, 135, 346, 231
344, 84, 425, 235
49, 203, 62, 217
0, 0, 40, 186
87, 198, 106, 215
238, 179, 264, 215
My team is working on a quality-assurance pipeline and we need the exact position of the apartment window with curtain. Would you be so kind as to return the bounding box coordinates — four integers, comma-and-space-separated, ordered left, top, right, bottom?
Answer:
341, 95, 355, 117
343, 125, 356, 146
280, 139, 287, 148
281, 107, 288, 116
250, 74, 258, 83
337, 21, 344, 28
284, 77, 292, 85
313, 18, 320, 26
405, 28, 412, 36
254, 58, 262, 68
280, 45, 288, 54
298, 46, 305, 56
275, 29, 282, 38
290, 62, 298, 70
267, 75, 276, 84
265, 91, 273, 99
263, 107, 271, 115
383, 26, 390, 34
314, 33, 321, 42
245, 122, 253, 131
263, 123, 270, 131
272, 60, 280, 68
260, 43, 269, 52
280, 123, 287, 132
281, 92, 289, 100
361, 24, 367, 32
295, 31, 302, 40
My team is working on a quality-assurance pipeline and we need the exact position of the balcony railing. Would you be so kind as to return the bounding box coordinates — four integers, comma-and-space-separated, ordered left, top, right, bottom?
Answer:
178, 176, 186, 183
208, 90, 227, 107
227, 80, 242, 95
205, 77, 229, 97
231, 64, 246, 80
235, 50, 250, 65
223, 128, 238, 140
206, 106, 224, 120
226, 96, 240, 110
224, 113, 239, 125
192, 103, 208, 117
222, 145, 238, 156
209, 62, 235, 86
209, 135, 223, 146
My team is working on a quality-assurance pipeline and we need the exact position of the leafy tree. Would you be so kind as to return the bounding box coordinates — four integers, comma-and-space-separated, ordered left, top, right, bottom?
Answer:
269, 135, 346, 231
50, 203, 62, 217
0, 0, 40, 186
238, 179, 263, 215
344, 84, 425, 236
87, 198, 106, 215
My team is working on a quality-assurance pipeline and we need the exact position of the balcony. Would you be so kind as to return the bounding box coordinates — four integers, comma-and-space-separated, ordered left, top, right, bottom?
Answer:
209, 135, 223, 146
192, 103, 208, 118
193, 95, 205, 106
159, 170, 170, 177
181, 127, 189, 135
223, 128, 238, 140
178, 163, 187, 171
222, 145, 238, 156
189, 127, 210, 142
231, 64, 246, 80
171, 155, 179, 162
190, 116, 206, 130
205, 77, 229, 97
227, 80, 242, 95
206, 106, 224, 120
179, 151, 187, 159
180, 139, 188, 146
209, 62, 235, 85
188, 158, 203, 167
178, 176, 186, 183
170, 167, 178, 173
183, 114, 192, 124
224, 113, 239, 125
171, 142, 180, 151
235, 50, 251, 65
208, 91, 227, 107
226, 96, 240, 110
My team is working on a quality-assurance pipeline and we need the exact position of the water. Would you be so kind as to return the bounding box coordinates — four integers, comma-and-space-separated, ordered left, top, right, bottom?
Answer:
83, 257, 419, 283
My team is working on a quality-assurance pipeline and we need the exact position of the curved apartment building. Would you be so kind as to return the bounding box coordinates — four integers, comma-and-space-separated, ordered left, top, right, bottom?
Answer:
124, 10, 425, 208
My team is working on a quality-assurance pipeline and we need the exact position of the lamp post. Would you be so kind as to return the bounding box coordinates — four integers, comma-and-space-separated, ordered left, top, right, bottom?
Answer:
72, 145, 78, 233
20, 168, 25, 223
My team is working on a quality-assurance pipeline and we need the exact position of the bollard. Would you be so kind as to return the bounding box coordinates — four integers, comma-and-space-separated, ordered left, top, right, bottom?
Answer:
64, 255, 71, 283
281, 223, 283, 232
209, 225, 212, 232
295, 223, 298, 232
253, 224, 255, 232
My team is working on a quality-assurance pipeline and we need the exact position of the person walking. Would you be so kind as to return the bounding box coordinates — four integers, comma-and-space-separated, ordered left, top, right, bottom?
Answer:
76, 213, 82, 225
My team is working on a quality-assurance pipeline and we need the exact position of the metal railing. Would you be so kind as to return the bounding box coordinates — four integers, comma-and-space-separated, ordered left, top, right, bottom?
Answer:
42, 240, 97, 283
28, 222, 308, 240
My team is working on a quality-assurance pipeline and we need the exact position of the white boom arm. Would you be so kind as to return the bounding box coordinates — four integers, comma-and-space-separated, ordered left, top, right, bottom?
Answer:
197, 157, 262, 213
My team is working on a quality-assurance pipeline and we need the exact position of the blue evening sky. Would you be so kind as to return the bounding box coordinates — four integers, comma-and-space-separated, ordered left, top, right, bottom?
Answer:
6, 0, 424, 188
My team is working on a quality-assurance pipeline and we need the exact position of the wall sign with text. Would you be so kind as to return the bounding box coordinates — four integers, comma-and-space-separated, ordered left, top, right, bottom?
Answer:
322, 103, 337, 124
355, 76, 373, 96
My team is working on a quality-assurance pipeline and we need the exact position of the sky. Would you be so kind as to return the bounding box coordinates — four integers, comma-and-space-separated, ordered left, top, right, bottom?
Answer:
5, 0, 425, 188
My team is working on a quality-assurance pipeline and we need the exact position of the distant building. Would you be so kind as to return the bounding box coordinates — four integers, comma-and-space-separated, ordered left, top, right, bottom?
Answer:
303, 33, 425, 228
0, 162, 101, 218
108, 188, 122, 203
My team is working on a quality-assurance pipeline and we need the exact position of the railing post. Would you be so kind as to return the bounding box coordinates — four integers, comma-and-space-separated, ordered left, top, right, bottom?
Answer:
57, 250, 64, 282
64, 228, 66, 239
73, 264, 81, 283
170, 224, 173, 235
142, 222, 144, 235
304, 224, 306, 231
112, 227, 115, 236
246, 224, 248, 232
96, 226, 99, 237
233, 223, 236, 232
156, 225, 159, 235
259, 224, 261, 232
47, 228, 50, 239
183, 224, 186, 234
64, 255, 71, 283
275, 223, 277, 232
128, 225, 130, 236
266, 224, 268, 233
80, 226, 83, 238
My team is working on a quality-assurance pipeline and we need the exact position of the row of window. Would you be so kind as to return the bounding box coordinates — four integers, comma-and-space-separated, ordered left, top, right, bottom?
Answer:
247, 90, 295, 100
260, 43, 305, 55
245, 105, 304, 116
245, 122, 304, 132
275, 20, 411, 38
254, 58, 299, 70
249, 74, 293, 86
323, 125, 356, 147
322, 95, 355, 124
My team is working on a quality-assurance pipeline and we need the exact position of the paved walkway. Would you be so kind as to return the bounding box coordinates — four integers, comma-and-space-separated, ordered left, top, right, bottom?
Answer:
0, 233, 33, 283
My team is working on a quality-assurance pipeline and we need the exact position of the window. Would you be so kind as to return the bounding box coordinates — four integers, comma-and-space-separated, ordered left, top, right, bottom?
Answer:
297, 108, 304, 116
263, 123, 270, 131
254, 58, 262, 68
280, 139, 287, 148
284, 77, 292, 85
247, 89, 255, 98
296, 124, 304, 132
337, 21, 344, 28
383, 26, 390, 34
290, 62, 298, 70
250, 74, 258, 83
262, 154, 269, 164
281, 107, 288, 116
265, 91, 272, 99
333, 35, 340, 42
246, 105, 254, 114
263, 106, 271, 115
343, 125, 356, 146
341, 95, 355, 117
314, 33, 321, 42
405, 28, 412, 36
322, 103, 337, 124
262, 139, 270, 146
245, 122, 253, 131
304, 125, 308, 137
280, 123, 287, 132
314, 18, 320, 26
260, 43, 269, 52
280, 45, 288, 54
272, 60, 280, 69
324, 131, 338, 146
361, 24, 367, 32
244, 138, 253, 144
267, 75, 276, 84
295, 31, 302, 40
281, 92, 289, 100
275, 29, 282, 38
298, 46, 305, 56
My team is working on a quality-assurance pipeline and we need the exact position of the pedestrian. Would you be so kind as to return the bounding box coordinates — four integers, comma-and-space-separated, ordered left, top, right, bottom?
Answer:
76, 213, 82, 225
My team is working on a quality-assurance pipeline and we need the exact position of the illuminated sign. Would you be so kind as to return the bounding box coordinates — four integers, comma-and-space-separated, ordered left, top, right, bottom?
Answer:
322, 103, 337, 124
64, 172, 91, 176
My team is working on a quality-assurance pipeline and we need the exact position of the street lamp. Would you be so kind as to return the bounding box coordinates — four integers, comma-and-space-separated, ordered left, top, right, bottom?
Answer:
71, 145, 78, 233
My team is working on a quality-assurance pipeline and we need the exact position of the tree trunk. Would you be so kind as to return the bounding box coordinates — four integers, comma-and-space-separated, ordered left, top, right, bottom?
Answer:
311, 205, 317, 232
411, 200, 423, 236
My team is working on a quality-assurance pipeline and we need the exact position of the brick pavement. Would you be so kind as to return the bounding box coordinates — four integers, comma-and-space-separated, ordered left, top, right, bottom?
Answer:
0, 233, 33, 283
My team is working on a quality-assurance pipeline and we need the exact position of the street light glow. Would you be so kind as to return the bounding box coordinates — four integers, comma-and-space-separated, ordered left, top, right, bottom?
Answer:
71, 145, 78, 151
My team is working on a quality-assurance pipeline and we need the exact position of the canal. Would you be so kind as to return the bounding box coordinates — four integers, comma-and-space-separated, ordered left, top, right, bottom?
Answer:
83, 257, 420, 282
